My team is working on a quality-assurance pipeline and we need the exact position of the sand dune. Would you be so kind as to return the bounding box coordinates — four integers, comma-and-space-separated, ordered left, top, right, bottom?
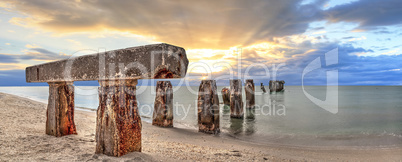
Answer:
0, 92, 401, 161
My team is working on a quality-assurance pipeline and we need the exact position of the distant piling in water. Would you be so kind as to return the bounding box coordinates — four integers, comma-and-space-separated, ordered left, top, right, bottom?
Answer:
221, 87, 230, 105
230, 79, 243, 118
261, 83, 266, 93
269, 80, 285, 93
245, 79, 255, 109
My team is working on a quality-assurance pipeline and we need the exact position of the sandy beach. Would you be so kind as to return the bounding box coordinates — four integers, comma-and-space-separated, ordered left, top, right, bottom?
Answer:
0, 92, 401, 161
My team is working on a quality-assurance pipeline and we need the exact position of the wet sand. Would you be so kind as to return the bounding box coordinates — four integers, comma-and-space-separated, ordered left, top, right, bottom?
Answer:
0, 92, 401, 161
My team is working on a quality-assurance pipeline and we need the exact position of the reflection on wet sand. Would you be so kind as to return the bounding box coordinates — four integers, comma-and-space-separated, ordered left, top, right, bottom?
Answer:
229, 118, 243, 135
223, 93, 286, 136
245, 109, 256, 135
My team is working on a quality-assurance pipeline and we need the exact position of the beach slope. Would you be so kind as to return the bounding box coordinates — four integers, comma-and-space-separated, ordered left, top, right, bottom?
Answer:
0, 92, 401, 161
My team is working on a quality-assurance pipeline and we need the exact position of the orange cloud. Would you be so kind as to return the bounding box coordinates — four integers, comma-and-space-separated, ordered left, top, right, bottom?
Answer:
2, 0, 323, 49
0, 63, 29, 70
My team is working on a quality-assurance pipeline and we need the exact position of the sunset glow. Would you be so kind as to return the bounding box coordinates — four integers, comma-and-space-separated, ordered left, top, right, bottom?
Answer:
0, 0, 401, 86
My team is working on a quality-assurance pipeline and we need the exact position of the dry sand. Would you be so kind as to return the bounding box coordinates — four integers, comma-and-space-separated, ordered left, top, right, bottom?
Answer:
0, 92, 401, 161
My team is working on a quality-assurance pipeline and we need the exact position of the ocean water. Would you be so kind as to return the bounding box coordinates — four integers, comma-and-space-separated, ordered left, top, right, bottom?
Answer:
1, 85, 401, 148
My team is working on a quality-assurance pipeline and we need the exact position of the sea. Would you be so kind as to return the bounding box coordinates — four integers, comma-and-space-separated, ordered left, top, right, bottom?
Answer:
1, 85, 401, 148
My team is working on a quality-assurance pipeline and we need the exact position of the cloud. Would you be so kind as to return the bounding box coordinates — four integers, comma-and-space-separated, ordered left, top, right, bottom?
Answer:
348, 36, 367, 42
65, 39, 82, 46
177, 26, 400, 85
0, 63, 29, 70
277, 43, 402, 85
312, 31, 327, 35
341, 36, 354, 39
2, 0, 400, 50
25, 44, 40, 48
0, 46, 69, 66
1, 0, 401, 85
2, 0, 399, 50
187, 36, 402, 85
0, 70, 47, 86
381, 48, 400, 55
22, 47, 70, 61
2, 0, 325, 49
0, 54, 20, 63
374, 30, 392, 34
5, 43, 10, 45
325, 0, 402, 30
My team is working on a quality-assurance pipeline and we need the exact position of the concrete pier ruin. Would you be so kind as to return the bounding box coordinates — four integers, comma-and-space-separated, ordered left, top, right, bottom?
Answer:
197, 80, 220, 134
230, 79, 243, 118
245, 79, 255, 109
221, 87, 230, 105
269, 80, 285, 93
152, 81, 173, 127
26, 43, 189, 157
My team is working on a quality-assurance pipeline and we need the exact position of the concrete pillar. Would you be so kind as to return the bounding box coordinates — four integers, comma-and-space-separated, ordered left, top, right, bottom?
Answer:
221, 87, 230, 105
96, 80, 141, 157
46, 82, 77, 137
152, 81, 173, 127
230, 79, 243, 118
270, 80, 277, 93
197, 80, 220, 134
245, 79, 255, 109
261, 83, 266, 93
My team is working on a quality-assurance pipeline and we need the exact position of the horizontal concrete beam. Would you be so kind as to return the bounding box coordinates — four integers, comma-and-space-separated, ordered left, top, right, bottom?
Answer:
26, 43, 189, 82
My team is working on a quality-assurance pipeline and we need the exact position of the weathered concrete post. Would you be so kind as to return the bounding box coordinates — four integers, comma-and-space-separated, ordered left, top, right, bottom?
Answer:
221, 87, 230, 105
96, 80, 141, 156
152, 81, 173, 127
198, 80, 220, 134
230, 79, 243, 118
269, 80, 285, 92
261, 83, 266, 93
26, 43, 189, 157
269, 80, 273, 92
46, 82, 77, 137
245, 79, 255, 109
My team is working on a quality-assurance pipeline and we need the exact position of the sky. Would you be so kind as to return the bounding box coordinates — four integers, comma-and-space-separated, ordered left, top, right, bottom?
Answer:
0, 0, 401, 86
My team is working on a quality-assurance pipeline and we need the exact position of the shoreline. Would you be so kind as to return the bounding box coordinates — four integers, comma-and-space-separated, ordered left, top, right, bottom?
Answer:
1, 92, 402, 161
5, 89, 401, 150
